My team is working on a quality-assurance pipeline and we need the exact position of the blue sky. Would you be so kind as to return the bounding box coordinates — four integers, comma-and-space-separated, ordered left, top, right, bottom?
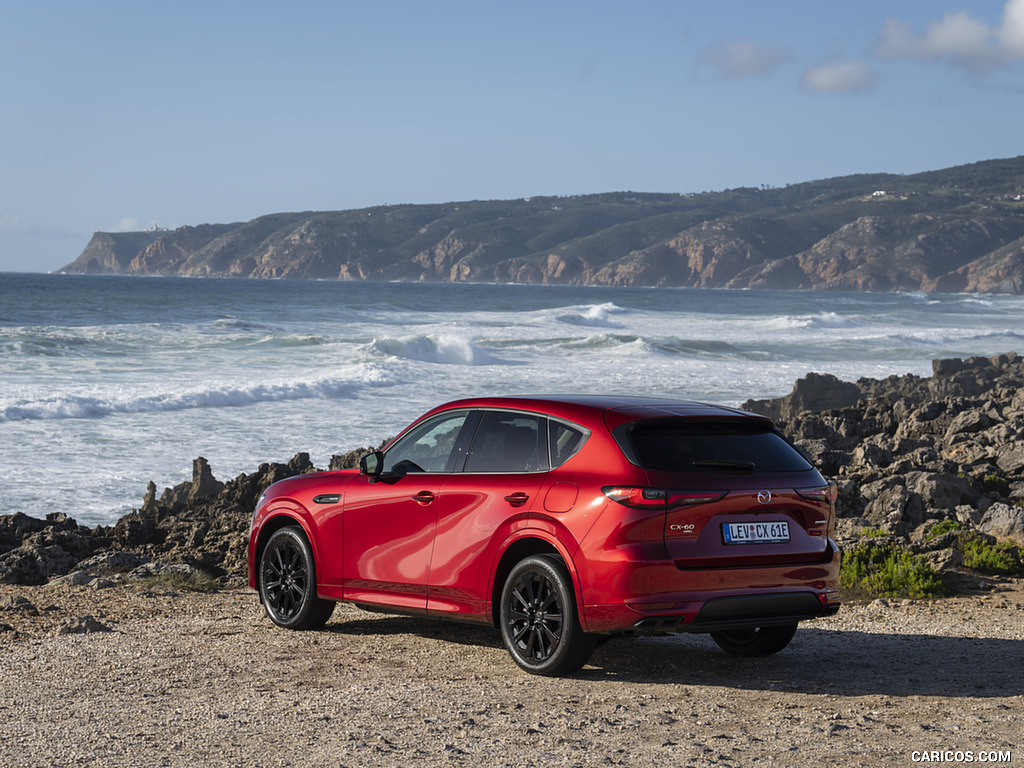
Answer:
2, 0, 1023, 273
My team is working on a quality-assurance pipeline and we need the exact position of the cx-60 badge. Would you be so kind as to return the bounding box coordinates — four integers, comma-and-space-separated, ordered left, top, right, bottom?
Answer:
757, 490, 772, 504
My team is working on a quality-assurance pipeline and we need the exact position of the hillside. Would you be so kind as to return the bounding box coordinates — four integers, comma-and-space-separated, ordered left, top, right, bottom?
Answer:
61, 156, 1024, 293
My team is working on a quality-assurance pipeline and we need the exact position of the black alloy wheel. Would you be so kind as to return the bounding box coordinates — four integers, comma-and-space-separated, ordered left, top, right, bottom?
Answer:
259, 526, 335, 630
500, 554, 596, 676
709, 623, 798, 656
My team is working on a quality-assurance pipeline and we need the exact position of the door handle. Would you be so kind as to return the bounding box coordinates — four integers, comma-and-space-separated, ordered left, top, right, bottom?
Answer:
412, 491, 435, 504
504, 492, 529, 507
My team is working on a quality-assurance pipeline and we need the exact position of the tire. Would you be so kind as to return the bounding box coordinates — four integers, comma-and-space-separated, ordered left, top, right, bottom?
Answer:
499, 554, 596, 676
709, 623, 797, 657
259, 526, 335, 630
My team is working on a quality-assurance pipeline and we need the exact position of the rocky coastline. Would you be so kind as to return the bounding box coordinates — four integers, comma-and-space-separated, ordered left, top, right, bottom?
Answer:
4, 355, 1022, 768
2, 354, 1023, 597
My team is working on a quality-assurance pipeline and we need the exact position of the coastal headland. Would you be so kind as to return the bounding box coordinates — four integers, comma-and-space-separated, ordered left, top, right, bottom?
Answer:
59, 156, 1024, 294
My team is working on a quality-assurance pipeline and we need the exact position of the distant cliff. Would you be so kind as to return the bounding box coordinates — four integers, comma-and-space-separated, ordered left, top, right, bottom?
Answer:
62, 156, 1024, 293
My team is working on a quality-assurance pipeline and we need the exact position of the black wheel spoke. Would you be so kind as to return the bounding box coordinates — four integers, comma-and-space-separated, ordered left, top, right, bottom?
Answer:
526, 627, 542, 658
510, 585, 530, 612
265, 540, 308, 619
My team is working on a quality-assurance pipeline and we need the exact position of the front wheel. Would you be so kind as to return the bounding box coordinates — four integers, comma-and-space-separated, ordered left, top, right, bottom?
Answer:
259, 526, 335, 630
499, 554, 596, 676
709, 623, 797, 656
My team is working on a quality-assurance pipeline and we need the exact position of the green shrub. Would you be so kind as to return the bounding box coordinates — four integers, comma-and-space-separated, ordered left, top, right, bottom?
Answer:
859, 527, 888, 538
923, 520, 1023, 576
840, 542, 945, 599
926, 519, 963, 540
958, 532, 1024, 576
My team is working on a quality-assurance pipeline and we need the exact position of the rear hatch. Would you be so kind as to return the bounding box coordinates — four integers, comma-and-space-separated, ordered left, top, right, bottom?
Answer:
613, 416, 836, 568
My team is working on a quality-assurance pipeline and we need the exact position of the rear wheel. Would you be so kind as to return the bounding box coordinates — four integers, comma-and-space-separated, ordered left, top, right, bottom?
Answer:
709, 623, 797, 656
259, 526, 335, 630
499, 554, 596, 676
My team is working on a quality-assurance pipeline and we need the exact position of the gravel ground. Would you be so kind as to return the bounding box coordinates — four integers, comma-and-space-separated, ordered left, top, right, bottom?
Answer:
2, 581, 1022, 768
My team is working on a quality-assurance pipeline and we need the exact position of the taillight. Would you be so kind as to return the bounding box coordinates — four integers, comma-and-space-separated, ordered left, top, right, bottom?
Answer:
602, 487, 667, 508
796, 482, 838, 504
602, 487, 727, 509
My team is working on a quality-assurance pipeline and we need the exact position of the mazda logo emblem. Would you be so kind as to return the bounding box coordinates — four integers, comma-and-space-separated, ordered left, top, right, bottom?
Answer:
757, 490, 772, 504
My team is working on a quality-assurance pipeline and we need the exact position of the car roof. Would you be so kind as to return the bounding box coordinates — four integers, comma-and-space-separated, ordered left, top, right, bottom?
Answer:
429, 395, 767, 427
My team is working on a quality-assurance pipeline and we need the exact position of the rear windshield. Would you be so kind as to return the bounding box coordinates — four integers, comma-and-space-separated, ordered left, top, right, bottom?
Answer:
615, 418, 813, 473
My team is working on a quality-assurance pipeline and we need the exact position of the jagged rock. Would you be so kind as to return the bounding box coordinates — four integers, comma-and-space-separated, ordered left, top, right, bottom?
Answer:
904, 472, 980, 513
0, 512, 50, 555
329, 443, 389, 471
955, 504, 984, 526
862, 485, 925, 532
0, 513, 109, 586
924, 547, 964, 572
49, 550, 149, 587
996, 444, 1024, 475
0, 595, 37, 614
154, 457, 225, 514
850, 439, 894, 470
112, 453, 316, 581
742, 372, 863, 422
978, 502, 1024, 545
128, 561, 204, 579
944, 409, 995, 439
57, 615, 113, 635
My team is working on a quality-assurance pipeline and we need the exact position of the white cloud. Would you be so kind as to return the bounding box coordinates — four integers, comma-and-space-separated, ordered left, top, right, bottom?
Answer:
699, 39, 791, 79
0, 214, 21, 229
801, 61, 875, 94
874, 0, 1024, 71
1000, 0, 1024, 55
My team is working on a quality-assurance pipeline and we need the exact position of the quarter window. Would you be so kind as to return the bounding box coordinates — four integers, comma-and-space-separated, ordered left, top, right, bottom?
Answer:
549, 420, 588, 468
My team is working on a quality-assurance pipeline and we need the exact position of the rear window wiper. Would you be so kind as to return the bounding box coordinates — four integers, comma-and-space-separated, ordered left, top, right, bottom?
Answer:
691, 459, 755, 472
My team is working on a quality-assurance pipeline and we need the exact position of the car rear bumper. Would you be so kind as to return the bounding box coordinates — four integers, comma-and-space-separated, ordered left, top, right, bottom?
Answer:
579, 540, 842, 634
605, 591, 841, 636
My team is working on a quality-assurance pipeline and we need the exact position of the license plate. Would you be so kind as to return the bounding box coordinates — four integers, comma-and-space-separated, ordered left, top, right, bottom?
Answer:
723, 521, 790, 544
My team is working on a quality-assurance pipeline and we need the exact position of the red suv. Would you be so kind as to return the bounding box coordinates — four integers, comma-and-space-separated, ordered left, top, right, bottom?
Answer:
248, 396, 841, 675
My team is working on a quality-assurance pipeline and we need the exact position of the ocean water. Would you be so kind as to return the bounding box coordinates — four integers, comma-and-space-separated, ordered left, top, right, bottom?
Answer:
2, 272, 1023, 527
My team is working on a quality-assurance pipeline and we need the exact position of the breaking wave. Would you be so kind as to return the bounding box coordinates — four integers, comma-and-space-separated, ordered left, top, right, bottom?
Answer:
367, 334, 501, 365
555, 302, 627, 328
0, 367, 393, 423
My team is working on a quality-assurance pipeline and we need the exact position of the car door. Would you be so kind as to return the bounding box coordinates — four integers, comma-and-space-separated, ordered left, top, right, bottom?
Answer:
342, 409, 473, 611
427, 410, 549, 618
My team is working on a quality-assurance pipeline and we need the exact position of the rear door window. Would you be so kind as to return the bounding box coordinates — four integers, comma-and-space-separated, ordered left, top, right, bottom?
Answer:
464, 411, 546, 472
616, 418, 812, 473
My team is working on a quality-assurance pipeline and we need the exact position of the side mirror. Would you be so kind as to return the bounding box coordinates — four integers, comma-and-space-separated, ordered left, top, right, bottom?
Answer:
359, 451, 384, 480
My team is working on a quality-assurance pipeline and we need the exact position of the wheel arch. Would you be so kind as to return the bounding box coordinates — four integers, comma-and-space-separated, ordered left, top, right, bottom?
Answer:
251, 509, 318, 594
488, 533, 582, 628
